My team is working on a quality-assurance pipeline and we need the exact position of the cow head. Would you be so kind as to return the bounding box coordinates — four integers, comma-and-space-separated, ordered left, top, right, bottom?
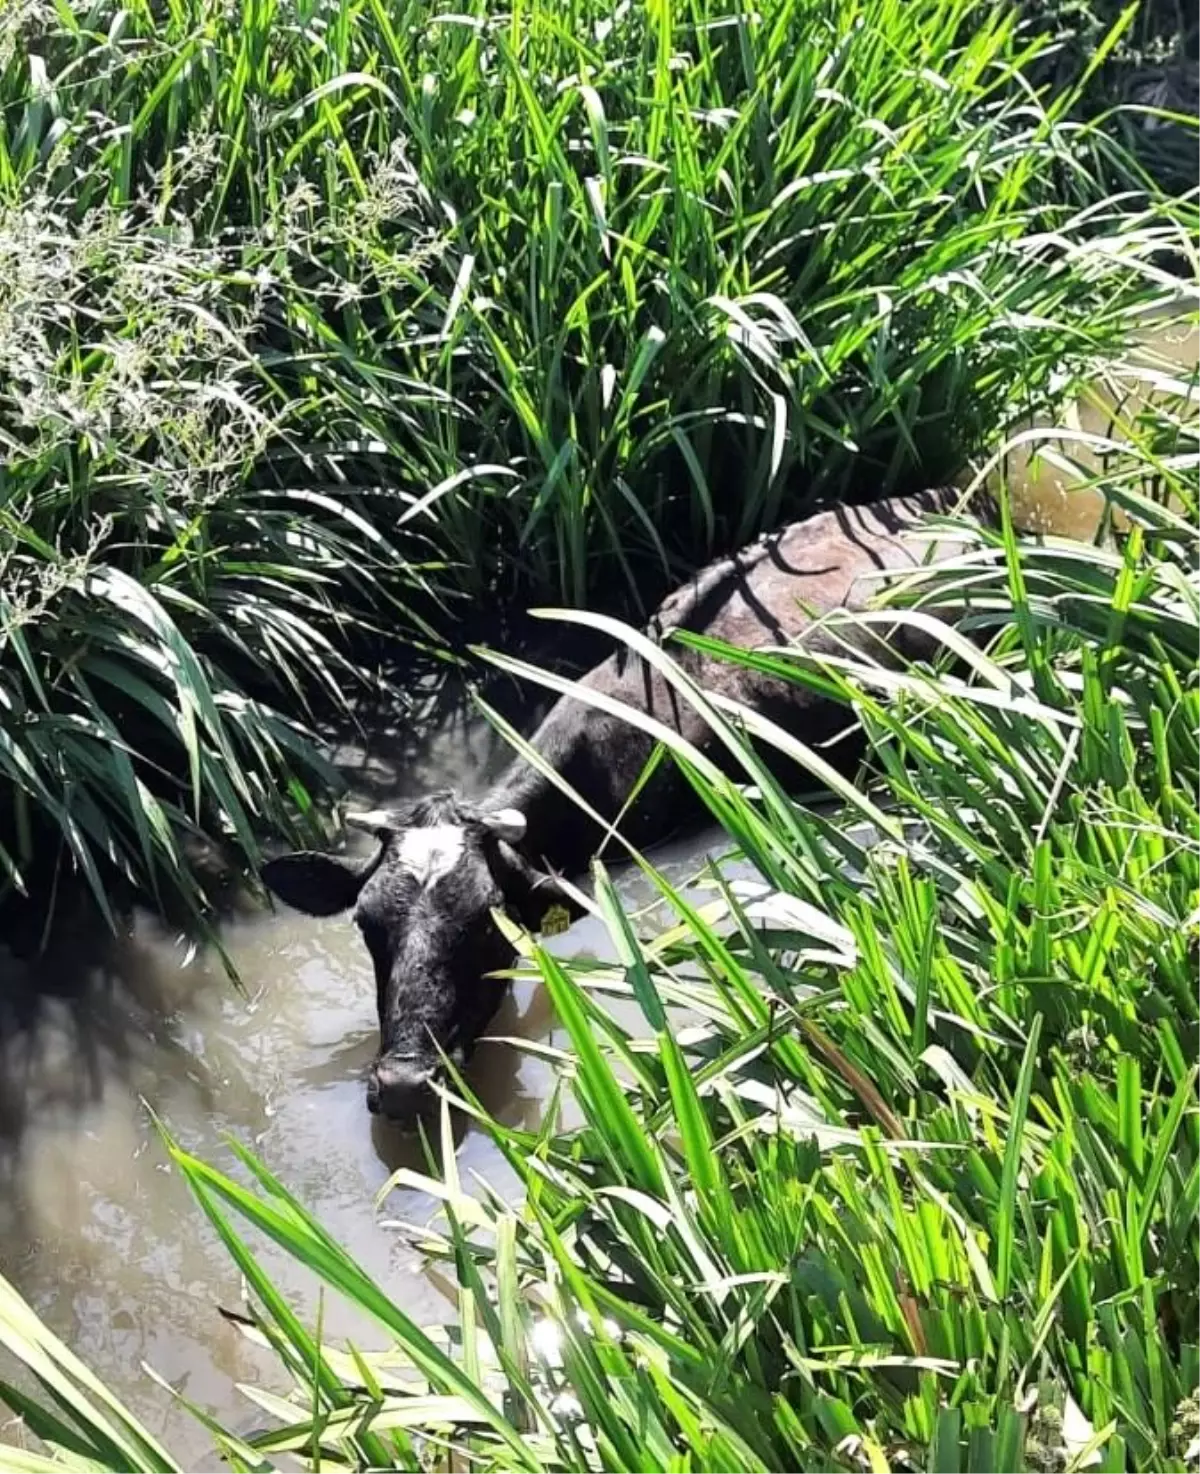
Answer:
261, 792, 569, 1121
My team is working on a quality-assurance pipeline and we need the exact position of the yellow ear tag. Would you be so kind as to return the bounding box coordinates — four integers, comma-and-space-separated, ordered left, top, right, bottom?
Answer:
539, 904, 571, 937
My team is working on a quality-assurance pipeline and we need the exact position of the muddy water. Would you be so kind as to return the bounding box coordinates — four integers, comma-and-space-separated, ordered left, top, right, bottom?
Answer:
1, 317, 1195, 1464
0, 698, 743, 1465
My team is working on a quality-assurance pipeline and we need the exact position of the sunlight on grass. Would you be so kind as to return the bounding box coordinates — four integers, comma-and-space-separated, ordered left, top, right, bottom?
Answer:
0, 0, 1195, 1467
1, 366, 1194, 1473
0, 0, 1195, 924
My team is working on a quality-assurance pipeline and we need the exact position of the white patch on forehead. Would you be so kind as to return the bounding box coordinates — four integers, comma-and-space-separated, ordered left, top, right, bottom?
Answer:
396, 824, 466, 887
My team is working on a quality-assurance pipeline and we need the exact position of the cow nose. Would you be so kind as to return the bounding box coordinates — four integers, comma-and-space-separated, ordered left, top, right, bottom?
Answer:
367, 1057, 436, 1121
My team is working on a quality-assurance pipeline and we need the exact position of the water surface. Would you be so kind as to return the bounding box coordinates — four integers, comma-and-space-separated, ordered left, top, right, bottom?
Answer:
0, 709, 735, 1463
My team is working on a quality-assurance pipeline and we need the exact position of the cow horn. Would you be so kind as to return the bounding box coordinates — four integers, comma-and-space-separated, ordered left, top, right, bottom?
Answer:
481, 807, 527, 843
343, 809, 399, 836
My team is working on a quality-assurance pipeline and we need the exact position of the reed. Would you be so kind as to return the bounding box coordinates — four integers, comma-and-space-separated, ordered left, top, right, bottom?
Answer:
0, 343, 1194, 1474
0, 0, 1194, 923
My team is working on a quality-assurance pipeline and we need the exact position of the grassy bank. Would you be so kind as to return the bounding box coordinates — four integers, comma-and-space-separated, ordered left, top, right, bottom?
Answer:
0, 0, 1196, 929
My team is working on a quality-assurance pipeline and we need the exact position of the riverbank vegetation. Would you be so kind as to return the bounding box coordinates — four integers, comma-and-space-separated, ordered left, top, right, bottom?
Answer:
0, 0, 1196, 1467
0, 0, 1195, 932
1, 360, 1196, 1471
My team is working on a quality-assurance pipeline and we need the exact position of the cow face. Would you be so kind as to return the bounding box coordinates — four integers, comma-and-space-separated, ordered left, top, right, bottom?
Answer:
261, 792, 565, 1121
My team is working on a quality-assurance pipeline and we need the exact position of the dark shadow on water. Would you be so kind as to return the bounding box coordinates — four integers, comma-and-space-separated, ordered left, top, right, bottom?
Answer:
0, 913, 212, 1252
326, 654, 567, 811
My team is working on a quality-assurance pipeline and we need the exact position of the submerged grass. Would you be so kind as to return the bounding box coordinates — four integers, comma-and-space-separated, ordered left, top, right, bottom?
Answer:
0, 0, 1196, 924
0, 329, 1194, 1471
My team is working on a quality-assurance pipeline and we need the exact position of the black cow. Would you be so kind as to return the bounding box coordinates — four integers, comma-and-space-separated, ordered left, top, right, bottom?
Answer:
262, 486, 988, 1119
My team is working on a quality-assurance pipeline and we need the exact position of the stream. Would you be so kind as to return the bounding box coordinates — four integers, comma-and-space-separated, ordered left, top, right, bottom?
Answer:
0, 695, 744, 1464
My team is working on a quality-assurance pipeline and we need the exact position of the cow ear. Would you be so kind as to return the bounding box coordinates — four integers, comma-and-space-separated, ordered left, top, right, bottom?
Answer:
261, 851, 373, 917
489, 842, 584, 932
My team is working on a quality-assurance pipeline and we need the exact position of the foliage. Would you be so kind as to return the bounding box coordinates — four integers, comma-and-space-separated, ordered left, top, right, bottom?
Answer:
0, 350, 1195, 1471
0, 194, 412, 937
0, 0, 1195, 1461
0, 0, 1196, 924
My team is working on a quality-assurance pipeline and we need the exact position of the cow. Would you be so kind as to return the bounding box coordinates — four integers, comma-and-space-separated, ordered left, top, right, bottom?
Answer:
262, 486, 990, 1120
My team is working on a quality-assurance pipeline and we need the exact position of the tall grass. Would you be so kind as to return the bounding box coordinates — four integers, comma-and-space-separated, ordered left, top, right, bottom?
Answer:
0, 195, 409, 938
0, 0, 1195, 925
0, 334, 1194, 1472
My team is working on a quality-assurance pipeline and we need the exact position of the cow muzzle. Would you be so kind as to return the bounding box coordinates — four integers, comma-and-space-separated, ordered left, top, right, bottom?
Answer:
367, 1056, 437, 1121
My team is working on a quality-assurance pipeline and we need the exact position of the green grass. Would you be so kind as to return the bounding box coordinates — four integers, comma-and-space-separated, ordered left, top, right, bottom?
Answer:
0, 0, 1195, 926
0, 347, 1194, 1472
0, 5, 1195, 1461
